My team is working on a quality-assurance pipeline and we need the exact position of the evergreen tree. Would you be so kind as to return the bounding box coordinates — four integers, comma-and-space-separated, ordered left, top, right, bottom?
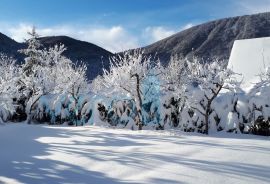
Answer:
19, 27, 43, 76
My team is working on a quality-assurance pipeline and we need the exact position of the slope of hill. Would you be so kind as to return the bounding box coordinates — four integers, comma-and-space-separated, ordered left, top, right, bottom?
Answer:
140, 12, 270, 64
0, 34, 113, 80
0, 32, 24, 60
39, 36, 113, 80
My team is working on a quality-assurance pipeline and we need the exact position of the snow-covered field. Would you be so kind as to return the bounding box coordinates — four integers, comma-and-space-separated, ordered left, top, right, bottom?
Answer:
0, 124, 269, 184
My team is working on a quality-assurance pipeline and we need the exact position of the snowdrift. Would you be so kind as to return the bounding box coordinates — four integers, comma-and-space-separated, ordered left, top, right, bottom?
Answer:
228, 37, 270, 86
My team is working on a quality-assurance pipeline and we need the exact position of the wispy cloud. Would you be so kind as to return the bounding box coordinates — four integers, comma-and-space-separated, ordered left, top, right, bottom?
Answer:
76, 26, 139, 53
0, 22, 196, 52
181, 23, 194, 30
0, 23, 139, 53
143, 26, 176, 43
142, 23, 194, 43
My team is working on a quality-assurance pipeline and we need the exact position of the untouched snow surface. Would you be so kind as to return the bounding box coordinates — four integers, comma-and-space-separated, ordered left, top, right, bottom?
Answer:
228, 37, 270, 86
0, 124, 269, 184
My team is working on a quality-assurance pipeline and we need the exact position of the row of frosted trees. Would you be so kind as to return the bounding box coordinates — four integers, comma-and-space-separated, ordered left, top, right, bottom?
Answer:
0, 28, 88, 125
0, 29, 269, 135
91, 52, 270, 135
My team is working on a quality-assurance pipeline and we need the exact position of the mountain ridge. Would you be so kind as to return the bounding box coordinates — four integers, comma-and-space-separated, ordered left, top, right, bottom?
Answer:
0, 34, 113, 80
139, 12, 270, 64
0, 12, 269, 79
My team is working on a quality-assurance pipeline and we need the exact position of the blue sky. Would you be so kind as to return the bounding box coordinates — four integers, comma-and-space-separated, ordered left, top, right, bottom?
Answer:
0, 0, 269, 52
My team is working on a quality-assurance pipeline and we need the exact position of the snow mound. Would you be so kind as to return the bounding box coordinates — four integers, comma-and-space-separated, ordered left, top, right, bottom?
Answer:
228, 37, 270, 87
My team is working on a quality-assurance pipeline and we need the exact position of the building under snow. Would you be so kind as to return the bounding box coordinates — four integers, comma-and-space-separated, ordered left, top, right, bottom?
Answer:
228, 37, 270, 86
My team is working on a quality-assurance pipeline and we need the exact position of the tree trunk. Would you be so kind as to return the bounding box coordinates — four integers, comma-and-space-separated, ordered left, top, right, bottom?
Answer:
205, 109, 209, 135
205, 85, 222, 135
74, 98, 80, 126
134, 73, 143, 130
26, 94, 45, 124
0, 116, 4, 124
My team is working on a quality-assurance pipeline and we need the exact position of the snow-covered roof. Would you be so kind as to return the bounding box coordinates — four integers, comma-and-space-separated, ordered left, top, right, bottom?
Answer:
228, 37, 270, 87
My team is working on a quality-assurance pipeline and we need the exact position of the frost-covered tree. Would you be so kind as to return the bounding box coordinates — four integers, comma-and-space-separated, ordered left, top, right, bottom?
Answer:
93, 51, 163, 130
18, 27, 43, 76
186, 59, 239, 134
21, 55, 88, 124
160, 55, 189, 128
0, 54, 20, 123
55, 62, 89, 126
22, 64, 55, 123
18, 28, 89, 124
163, 55, 189, 98
17, 27, 43, 122
247, 66, 270, 135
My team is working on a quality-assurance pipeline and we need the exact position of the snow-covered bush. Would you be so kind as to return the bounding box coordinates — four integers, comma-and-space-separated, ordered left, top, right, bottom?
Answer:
0, 54, 20, 123
31, 93, 91, 125
184, 59, 240, 134
247, 66, 270, 136
212, 91, 249, 133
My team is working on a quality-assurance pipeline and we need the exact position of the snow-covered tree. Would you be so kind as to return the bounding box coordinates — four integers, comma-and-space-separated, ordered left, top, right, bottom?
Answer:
55, 62, 89, 126
18, 28, 89, 124
247, 66, 270, 135
21, 64, 55, 123
0, 54, 20, 123
186, 59, 240, 134
18, 27, 43, 76
163, 55, 189, 98
93, 51, 163, 130
160, 56, 190, 128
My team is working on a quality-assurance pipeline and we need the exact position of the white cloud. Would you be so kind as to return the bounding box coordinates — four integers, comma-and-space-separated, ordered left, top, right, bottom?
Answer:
77, 26, 139, 53
0, 23, 195, 52
0, 23, 139, 53
143, 26, 176, 43
181, 23, 194, 30
142, 23, 194, 43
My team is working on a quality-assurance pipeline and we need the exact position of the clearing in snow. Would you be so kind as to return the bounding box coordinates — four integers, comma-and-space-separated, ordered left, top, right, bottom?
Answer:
0, 124, 269, 184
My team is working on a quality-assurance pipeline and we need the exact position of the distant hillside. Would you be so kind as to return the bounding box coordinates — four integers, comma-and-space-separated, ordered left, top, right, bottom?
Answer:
0, 34, 113, 80
39, 36, 113, 80
0, 32, 23, 60
139, 12, 270, 64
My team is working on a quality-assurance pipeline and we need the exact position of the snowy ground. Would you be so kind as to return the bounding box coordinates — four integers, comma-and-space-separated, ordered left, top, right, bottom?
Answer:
0, 124, 269, 184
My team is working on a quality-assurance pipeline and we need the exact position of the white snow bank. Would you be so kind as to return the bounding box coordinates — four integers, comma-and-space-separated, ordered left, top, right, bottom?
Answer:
0, 124, 269, 184
228, 37, 270, 87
